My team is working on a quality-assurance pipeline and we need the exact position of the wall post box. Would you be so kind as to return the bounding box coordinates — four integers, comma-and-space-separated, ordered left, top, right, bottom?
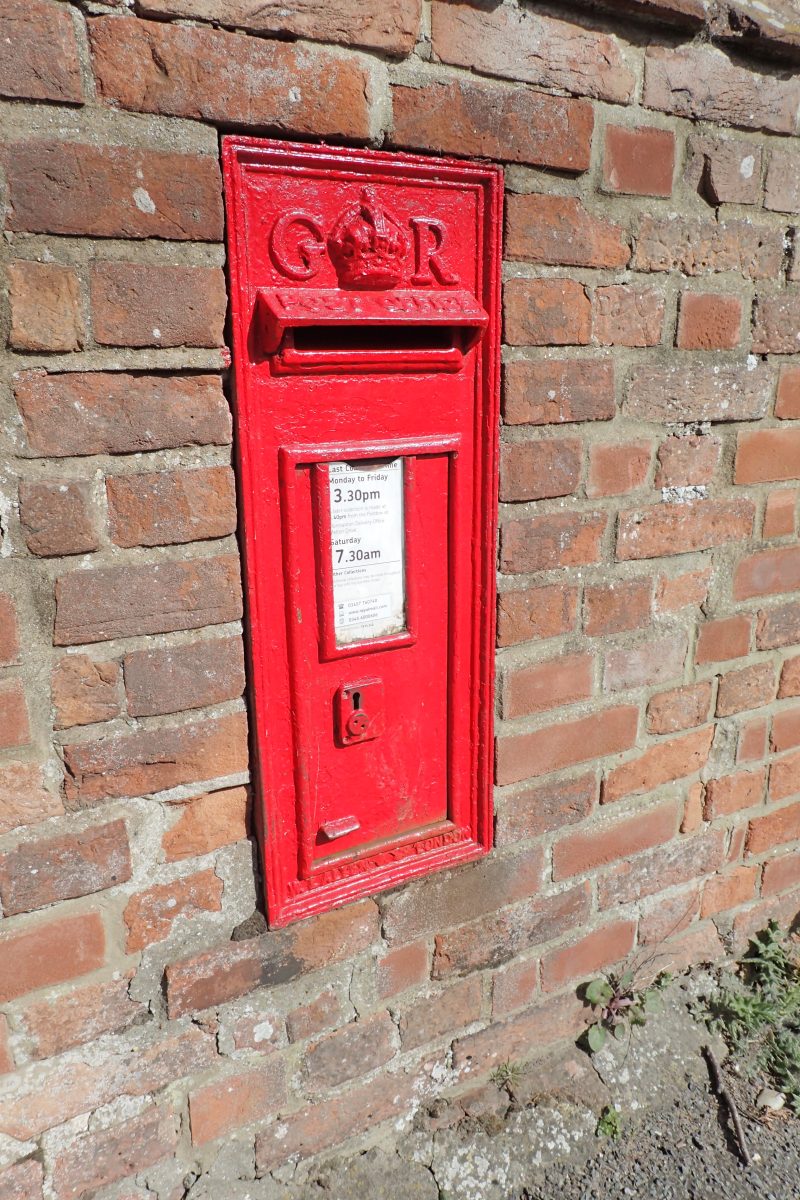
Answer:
223, 139, 502, 926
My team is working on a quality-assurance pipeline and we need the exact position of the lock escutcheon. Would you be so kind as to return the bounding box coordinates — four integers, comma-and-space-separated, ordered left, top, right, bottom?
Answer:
346, 710, 370, 737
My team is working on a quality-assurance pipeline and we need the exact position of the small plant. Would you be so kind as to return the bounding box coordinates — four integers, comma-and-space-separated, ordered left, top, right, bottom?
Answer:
491, 1059, 523, 1094
581, 969, 671, 1054
596, 1104, 622, 1140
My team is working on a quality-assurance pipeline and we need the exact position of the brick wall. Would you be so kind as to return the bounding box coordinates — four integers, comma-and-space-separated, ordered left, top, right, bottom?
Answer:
2, 0, 800, 1194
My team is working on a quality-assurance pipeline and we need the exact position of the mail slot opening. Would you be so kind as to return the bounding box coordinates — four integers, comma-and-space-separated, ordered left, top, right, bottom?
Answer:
292, 324, 457, 354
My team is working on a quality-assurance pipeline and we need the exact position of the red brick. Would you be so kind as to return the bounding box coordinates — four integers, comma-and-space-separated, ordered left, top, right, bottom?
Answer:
728, 824, 747, 864
704, 769, 765, 820
504, 653, 593, 719
735, 546, 800, 601
682, 782, 705, 834
451, 993, 588, 1074
505, 194, 628, 268
503, 359, 615, 426
776, 367, 800, 420
598, 828, 726, 908
638, 884, 701, 944
392, 78, 593, 172
189, 1062, 287, 1145
765, 148, 800, 214
499, 438, 582, 502
736, 428, 800, 485
655, 568, 711, 613
52, 654, 121, 729
18, 481, 98, 557
376, 942, 429, 1000
63, 711, 248, 806
162, 786, 249, 862
647, 682, 713, 734
0, 819, 131, 916
501, 511, 607, 574
656, 435, 721, 489
0, 680, 30, 750
780, 656, 800, 698
748, 800, 800, 853
587, 441, 651, 497
90, 15, 373, 140
8, 261, 84, 352
124, 869, 223, 952
604, 630, 687, 692
593, 286, 664, 347
584, 579, 651, 637
495, 772, 597, 845
677, 292, 742, 350
166, 900, 379, 1017
617, 499, 754, 560
302, 1012, 396, 1091
757, 602, 800, 649
0, 1014, 11, 1075
716, 662, 776, 716
762, 850, 800, 897
738, 717, 769, 763
626, 362, 771, 423
125, 636, 244, 719
753, 294, 800, 354
0, 912, 105, 1004
504, 278, 591, 346
685, 134, 762, 205
492, 958, 539, 1017
772, 706, 800, 754
108, 467, 236, 548
541, 919, 636, 991
430, 2, 634, 102
286, 988, 347, 1043
90, 262, 226, 349
16, 371, 231, 458
603, 125, 675, 197
763, 490, 797, 539
602, 726, 714, 804
0, 1161, 43, 1200
733, 888, 800, 949
0, 594, 19, 667
399, 977, 483, 1050
0, 761, 62, 837
654, 921, 725, 975
701, 866, 758, 917
52, 1107, 177, 1200
0, 0, 82, 103
644, 44, 800, 134
497, 705, 638, 788
4, 142, 222, 242
553, 799, 678, 880
433, 885, 591, 978
20, 972, 145, 1060
634, 215, 782, 279
54, 554, 242, 645
497, 583, 578, 646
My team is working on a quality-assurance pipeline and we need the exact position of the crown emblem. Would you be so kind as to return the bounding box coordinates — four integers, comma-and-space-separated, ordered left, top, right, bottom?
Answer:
328, 187, 407, 289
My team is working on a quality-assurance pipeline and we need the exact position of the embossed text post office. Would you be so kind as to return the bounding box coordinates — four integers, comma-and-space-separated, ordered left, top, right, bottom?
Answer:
223, 140, 502, 926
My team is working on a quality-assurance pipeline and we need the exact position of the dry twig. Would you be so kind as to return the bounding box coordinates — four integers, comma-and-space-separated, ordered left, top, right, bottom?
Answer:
703, 1045, 752, 1167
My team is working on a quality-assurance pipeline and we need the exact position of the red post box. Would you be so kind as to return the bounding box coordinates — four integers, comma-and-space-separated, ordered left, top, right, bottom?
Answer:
223, 138, 502, 926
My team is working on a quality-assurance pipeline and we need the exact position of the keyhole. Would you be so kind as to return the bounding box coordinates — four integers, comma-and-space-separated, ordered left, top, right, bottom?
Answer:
352, 691, 361, 711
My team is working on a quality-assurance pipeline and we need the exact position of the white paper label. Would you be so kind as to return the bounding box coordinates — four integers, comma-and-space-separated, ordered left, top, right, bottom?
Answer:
329, 458, 405, 645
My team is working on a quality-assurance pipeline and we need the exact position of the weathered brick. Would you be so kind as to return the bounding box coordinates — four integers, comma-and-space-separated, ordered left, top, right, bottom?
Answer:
0, 594, 19, 667
587, 441, 651, 497
55, 554, 242, 645
748, 800, 800, 853
757, 601, 800, 649
598, 828, 726, 908
644, 44, 800, 133
771, 706, 800, 754
0, 1161, 43, 1200
52, 655, 121, 729
553, 799, 678, 880
505, 194, 628, 269
8, 261, 84, 352
736, 428, 800, 485
302, 1012, 396, 1091
541, 919, 637, 991
603, 125, 675, 197
584, 579, 651, 637
593, 286, 664, 348
20, 972, 145, 1060
432, 885, 590, 979
189, 1062, 287, 1144
91, 262, 226, 349
625, 363, 771, 423
376, 943, 429, 1000
695, 615, 752, 664
0, 680, 31, 750
124, 869, 223, 952
499, 438, 582, 502
286, 987, 346, 1043
0, 761, 62, 837
0, 912, 105, 1004
762, 850, 800, 897
776, 367, 800, 420
735, 546, 800, 601
0, 0, 82, 104
503, 359, 615, 426
655, 434, 721, 487
763, 490, 797, 538
617, 499, 754, 560
739, 717, 769, 763
63, 712, 247, 805
753, 294, 800, 354
108, 466, 237, 549
16, 372, 231, 457
716, 662, 776, 717
451, 993, 587, 1074
656, 569, 711, 613
780, 656, 800, 698
603, 726, 714, 804
52, 1108, 178, 1200
701, 866, 758, 917
765, 148, 800, 213
497, 583, 579, 646
677, 292, 742, 350
497, 706, 638, 788
647, 682, 713, 734
492, 958, 540, 1018
495, 772, 596, 845
4, 142, 222, 241
634, 215, 782, 278
501, 511, 607, 573
0, 819, 131, 916
392, 78, 593, 172
704, 769, 765, 819
682, 782, 705, 835
399, 977, 483, 1050
504, 653, 593, 719
18, 481, 98, 557
504, 278, 591, 346
125, 636, 244, 718
166, 900, 379, 1017
162, 786, 249, 862
604, 631, 687, 693
685, 135, 762, 205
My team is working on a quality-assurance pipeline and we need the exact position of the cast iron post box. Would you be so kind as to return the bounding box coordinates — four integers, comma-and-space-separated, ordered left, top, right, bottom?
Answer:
223, 139, 502, 926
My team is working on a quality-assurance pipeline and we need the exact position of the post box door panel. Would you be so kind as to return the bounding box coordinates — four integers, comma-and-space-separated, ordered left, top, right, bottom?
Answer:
223, 139, 501, 926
